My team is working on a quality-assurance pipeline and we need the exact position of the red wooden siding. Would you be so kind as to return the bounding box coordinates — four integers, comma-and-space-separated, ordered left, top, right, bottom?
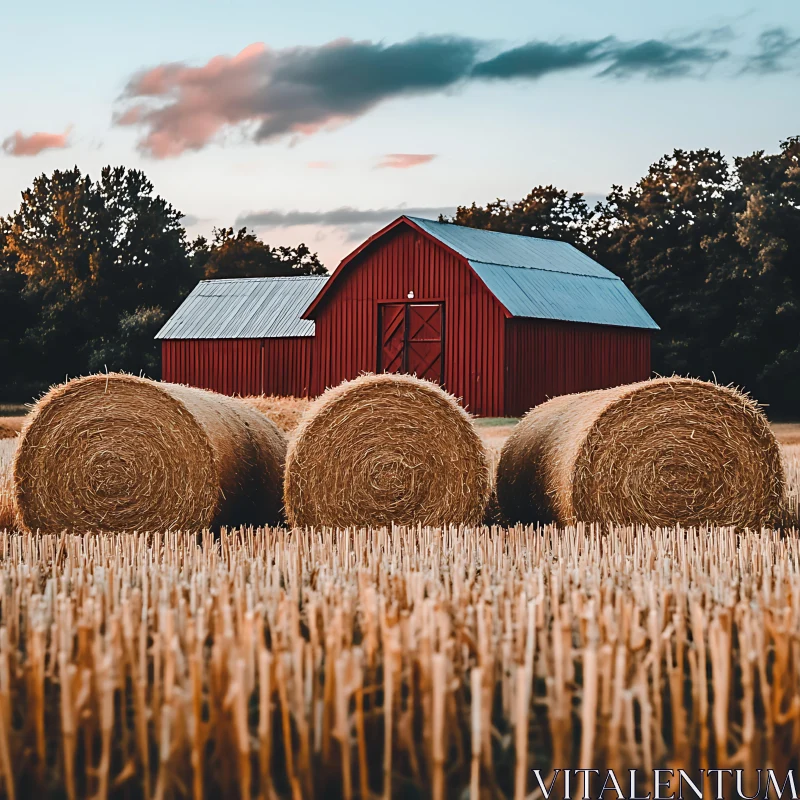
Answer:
504, 319, 652, 417
161, 338, 314, 397
310, 226, 507, 416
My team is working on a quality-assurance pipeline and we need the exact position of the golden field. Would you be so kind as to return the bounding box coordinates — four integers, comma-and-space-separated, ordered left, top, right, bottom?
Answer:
0, 416, 799, 796
0, 525, 798, 798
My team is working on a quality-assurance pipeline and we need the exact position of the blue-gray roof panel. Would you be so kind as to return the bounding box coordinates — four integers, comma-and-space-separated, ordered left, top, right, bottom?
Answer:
469, 262, 660, 330
156, 276, 328, 339
406, 216, 615, 278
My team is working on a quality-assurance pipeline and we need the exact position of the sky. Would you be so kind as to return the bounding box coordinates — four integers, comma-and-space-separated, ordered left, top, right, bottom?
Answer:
0, 0, 798, 269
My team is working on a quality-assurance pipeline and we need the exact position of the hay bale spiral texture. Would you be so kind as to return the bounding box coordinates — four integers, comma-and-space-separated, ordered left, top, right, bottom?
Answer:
14, 374, 287, 532
284, 373, 491, 529
497, 377, 785, 528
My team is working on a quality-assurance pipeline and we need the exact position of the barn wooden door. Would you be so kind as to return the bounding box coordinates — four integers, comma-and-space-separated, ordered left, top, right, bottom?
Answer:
379, 304, 406, 373
378, 303, 444, 385
406, 304, 443, 383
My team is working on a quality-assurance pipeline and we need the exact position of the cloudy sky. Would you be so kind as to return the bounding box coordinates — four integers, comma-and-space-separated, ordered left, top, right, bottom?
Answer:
1, 0, 798, 268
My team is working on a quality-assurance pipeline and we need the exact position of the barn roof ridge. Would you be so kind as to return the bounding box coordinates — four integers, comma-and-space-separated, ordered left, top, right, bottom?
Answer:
404, 215, 575, 246
463, 257, 622, 282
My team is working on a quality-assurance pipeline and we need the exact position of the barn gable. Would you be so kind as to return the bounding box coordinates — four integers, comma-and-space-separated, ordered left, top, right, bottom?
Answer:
306, 220, 507, 414
303, 216, 658, 331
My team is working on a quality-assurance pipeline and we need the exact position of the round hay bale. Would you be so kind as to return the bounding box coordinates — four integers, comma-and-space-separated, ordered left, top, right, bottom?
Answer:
14, 374, 287, 532
240, 395, 311, 434
497, 377, 785, 528
284, 373, 491, 528
0, 417, 24, 440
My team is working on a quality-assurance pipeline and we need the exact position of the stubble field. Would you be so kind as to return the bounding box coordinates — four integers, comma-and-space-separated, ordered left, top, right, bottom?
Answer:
0, 417, 798, 797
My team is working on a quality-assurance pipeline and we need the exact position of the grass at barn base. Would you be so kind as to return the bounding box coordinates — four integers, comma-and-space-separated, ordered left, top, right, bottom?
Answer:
472, 416, 520, 427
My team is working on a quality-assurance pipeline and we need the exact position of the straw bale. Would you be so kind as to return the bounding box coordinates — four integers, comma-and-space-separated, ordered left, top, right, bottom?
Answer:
240, 395, 311, 434
13, 373, 287, 532
497, 377, 785, 528
0, 416, 23, 439
284, 373, 491, 528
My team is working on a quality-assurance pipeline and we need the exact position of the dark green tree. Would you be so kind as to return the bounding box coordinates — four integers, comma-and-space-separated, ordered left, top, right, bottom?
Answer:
5, 166, 194, 384
192, 227, 326, 280
0, 219, 38, 401
588, 142, 800, 414
728, 137, 800, 413
87, 306, 170, 376
590, 149, 742, 382
441, 185, 592, 251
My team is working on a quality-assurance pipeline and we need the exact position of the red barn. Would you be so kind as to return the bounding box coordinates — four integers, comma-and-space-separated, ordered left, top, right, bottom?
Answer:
158, 216, 658, 415
157, 276, 327, 397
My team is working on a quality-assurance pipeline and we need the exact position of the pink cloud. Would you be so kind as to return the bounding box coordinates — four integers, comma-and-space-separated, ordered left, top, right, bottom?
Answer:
377, 153, 437, 169
307, 160, 334, 169
115, 43, 271, 158
114, 37, 480, 158
2, 127, 71, 157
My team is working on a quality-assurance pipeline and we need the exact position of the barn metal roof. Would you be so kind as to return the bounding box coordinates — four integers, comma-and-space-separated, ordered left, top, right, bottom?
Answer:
155, 276, 328, 340
469, 262, 659, 329
407, 217, 614, 278
406, 217, 659, 330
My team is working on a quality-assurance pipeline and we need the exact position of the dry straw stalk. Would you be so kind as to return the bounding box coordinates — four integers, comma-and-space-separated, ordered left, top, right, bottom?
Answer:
13, 373, 287, 532
284, 373, 491, 528
497, 376, 785, 528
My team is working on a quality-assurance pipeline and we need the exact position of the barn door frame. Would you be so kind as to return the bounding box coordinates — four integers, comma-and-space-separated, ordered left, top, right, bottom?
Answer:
377, 301, 445, 386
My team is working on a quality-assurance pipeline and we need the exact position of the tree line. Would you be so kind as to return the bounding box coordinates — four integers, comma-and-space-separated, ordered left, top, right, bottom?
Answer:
2, 139, 798, 415
0, 166, 325, 402
444, 137, 800, 417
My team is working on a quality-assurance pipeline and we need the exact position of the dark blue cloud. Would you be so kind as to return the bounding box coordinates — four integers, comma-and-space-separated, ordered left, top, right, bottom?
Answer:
743, 27, 800, 73
236, 206, 457, 241
256, 37, 482, 141
472, 39, 613, 79
473, 35, 728, 81
116, 28, 793, 157
599, 39, 728, 79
